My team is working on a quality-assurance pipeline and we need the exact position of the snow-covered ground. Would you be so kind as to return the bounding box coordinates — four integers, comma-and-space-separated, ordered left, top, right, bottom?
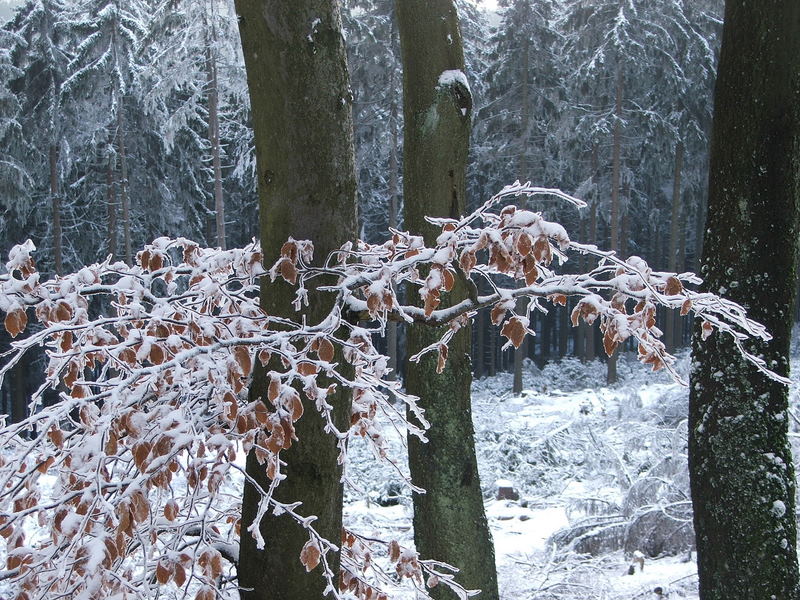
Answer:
345, 352, 703, 599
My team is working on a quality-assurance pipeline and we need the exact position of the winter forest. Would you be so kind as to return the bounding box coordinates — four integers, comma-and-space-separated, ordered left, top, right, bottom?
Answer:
0, 0, 799, 599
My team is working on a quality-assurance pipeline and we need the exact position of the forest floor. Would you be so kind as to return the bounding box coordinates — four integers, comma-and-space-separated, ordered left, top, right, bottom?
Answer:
346, 343, 800, 600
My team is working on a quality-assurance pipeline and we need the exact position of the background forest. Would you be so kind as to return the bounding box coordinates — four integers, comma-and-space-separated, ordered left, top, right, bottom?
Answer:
0, 0, 726, 417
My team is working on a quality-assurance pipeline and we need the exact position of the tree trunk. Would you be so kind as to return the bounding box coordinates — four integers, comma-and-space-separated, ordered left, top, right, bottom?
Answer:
386, 98, 400, 380
11, 357, 27, 425
234, 2, 358, 598
397, 2, 498, 598
586, 200, 597, 362
107, 158, 117, 261
513, 34, 531, 392
689, 3, 800, 599
50, 144, 61, 275
474, 308, 485, 379
206, 41, 226, 249
117, 109, 131, 266
607, 65, 623, 385
665, 141, 684, 352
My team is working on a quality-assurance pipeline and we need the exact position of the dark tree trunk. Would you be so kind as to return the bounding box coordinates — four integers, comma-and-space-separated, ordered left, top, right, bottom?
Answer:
607, 65, 624, 385
50, 144, 61, 275
386, 97, 400, 380
665, 141, 684, 352
474, 308, 485, 379
235, 2, 357, 598
107, 158, 117, 261
689, 3, 800, 599
397, 2, 498, 598
206, 43, 226, 249
116, 108, 131, 266
11, 357, 27, 425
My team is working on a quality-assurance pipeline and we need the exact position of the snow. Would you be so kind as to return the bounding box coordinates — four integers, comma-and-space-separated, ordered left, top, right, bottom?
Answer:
438, 69, 470, 94
343, 351, 707, 599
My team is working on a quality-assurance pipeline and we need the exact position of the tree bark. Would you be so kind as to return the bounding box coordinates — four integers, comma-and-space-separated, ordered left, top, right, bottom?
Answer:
607, 65, 623, 385
234, 2, 357, 598
107, 158, 117, 261
117, 108, 131, 266
665, 141, 684, 352
689, 2, 800, 599
386, 97, 400, 380
50, 144, 61, 275
206, 33, 226, 249
513, 32, 531, 392
586, 200, 597, 362
397, 2, 499, 598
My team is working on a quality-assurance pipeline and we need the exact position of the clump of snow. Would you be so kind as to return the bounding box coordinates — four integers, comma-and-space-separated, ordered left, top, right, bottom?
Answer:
437, 69, 470, 93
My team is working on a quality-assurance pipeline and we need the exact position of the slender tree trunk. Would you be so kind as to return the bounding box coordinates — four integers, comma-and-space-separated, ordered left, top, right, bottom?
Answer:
577, 215, 587, 360
586, 200, 597, 362
206, 42, 226, 249
665, 141, 684, 352
693, 182, 706, 272
234, 3, 358, 598
474, 309, 485, 378
513, 34, 531, 392
689, 3, 800, 599
397, 2, 498, 598
386, 100, 400, 380
50, 144, 61, 275
541, 310, 552, 362
513, 286, 527, 394
487, 312, 497, 376
11, 358, 27, 425
607, 65, 623, 385
107, 158, 117, 261
558, 304, 568, 358
117, 109, 131, 266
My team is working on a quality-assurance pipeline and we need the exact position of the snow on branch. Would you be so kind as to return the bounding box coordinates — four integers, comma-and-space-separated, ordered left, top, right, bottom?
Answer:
0, 182, 779, 600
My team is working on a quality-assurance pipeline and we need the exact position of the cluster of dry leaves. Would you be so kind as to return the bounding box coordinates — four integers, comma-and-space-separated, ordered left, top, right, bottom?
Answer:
0, 183, 777, 600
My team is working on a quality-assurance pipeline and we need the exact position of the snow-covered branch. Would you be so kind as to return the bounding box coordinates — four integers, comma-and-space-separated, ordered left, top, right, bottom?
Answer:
0, 183, 779, 599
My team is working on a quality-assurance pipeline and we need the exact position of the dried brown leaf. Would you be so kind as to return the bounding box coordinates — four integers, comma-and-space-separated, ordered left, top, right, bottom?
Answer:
300, 540, 321, 572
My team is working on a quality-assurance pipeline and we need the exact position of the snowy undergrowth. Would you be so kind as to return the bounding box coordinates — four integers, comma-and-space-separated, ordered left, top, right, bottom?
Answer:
340, 326, 800, 599
343, 351, 700, 599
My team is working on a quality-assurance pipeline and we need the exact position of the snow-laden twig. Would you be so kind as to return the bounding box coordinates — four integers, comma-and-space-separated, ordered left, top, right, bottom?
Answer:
0, 183, 780, 599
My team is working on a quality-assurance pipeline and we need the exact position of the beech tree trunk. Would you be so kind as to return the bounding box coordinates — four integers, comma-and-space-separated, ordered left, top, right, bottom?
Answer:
397, 2, 499, 598
689, 2, 800, 599
234, 2, 357, 598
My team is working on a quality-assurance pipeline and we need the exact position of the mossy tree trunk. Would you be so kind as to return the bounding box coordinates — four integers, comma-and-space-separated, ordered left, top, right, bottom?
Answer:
234, 2, 357, 598
397, 2, 499, 598
689, 2, 800, 599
